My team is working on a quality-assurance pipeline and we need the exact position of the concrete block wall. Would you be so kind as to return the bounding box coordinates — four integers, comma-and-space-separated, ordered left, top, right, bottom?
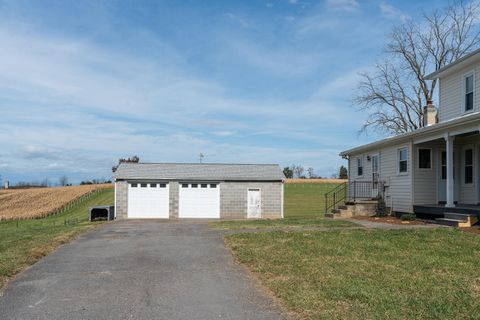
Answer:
169, 182, 179, 218
115, 180, 283, 219
220, 182, 283, 219
115, 181, 128, 219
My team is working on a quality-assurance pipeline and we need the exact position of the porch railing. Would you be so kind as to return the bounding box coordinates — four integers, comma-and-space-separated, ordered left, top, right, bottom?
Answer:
324, 180, 382, 214
348, 180, 380, 201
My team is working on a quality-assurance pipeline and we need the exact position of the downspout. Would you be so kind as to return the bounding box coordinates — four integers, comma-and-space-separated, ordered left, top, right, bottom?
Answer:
114, 178, 117, 219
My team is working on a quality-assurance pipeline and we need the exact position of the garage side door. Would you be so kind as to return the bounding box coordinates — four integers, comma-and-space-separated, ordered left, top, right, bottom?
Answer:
179, 183, 220, 218
128, 182, 169, 218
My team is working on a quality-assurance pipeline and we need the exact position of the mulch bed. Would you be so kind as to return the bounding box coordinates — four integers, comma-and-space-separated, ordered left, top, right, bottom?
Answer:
352, 216, 427, 225
460, 226, 480, 234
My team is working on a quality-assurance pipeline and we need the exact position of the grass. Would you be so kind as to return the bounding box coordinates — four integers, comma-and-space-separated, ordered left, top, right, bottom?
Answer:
210, 217, 356, 230
285, 182, 342, 218
0, 187, 114, 291
226, 228, 480, 319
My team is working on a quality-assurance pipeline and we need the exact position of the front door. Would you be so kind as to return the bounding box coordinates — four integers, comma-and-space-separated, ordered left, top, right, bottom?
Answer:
247, 189, 261, 218
371, 154, 379, 198
438, 150, 458, 203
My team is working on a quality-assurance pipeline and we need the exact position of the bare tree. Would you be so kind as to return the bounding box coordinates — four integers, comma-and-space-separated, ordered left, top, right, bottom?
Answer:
292, 165, 304, 178
307, 167, 316, 179
59, 175, 68, 186
356, 0, 480, 135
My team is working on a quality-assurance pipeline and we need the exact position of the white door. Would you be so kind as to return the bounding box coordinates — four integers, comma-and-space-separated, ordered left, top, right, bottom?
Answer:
179, 183, 220, 218
371, 154, 379, 198
247, 189, 261, 218
128, 182, 169, 218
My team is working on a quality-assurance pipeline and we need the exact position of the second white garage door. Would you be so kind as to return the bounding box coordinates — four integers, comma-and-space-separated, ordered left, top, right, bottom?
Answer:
128, 182, 170, 218
179, 183, 220, 218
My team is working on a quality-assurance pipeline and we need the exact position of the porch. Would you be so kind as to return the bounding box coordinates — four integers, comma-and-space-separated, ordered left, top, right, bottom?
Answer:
412, 127, 480, 210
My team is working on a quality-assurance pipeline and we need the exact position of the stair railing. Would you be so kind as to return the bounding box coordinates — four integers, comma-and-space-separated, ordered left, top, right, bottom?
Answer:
324, 182, 347, 214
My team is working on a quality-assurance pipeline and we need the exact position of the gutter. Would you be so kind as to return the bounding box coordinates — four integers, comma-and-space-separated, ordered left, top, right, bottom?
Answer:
340, 112, 480, 156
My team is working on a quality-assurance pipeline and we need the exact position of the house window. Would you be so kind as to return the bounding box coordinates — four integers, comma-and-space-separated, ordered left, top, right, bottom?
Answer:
398, 148, 408, 173
181, 184, 188, 188
201, 184, 208, 188
441, 151, 455, 180
464, 148, 473, 184
159, 183, 167, 188
357, 157, 363, 176
210, 184, 217, 188
140, 183, 147, 188
465, 74, 474, 112
418, 149, 431, 169
150, 183, 157, 188
191, 183, 198, 188
131, 183, 138, 188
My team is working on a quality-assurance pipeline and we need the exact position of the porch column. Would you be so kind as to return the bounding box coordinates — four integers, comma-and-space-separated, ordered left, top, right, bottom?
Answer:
445, 134, 455, 208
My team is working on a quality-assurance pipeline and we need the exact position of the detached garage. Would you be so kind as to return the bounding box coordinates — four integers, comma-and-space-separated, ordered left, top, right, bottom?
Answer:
113, 163, 285, 219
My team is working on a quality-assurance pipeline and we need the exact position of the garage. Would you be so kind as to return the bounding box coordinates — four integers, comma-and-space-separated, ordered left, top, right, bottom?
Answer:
179, 183, 219, 218
127, 182, 169, 218
114, 162, 284, 219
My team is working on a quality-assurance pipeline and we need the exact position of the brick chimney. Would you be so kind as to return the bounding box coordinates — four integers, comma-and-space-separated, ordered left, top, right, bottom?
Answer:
423, 100, 438, 127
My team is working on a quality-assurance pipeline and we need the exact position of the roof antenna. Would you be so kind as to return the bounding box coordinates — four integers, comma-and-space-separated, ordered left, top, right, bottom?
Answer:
199, 153, 204, 163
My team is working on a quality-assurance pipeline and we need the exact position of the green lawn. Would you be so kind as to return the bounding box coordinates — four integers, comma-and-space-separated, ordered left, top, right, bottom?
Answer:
226, 228, 480, 319
0, 188, 114, 290
210, 216, 356, 230
285, 183, 341, 217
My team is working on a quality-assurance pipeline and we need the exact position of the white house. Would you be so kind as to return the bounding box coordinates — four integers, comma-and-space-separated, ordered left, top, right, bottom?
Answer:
340, 48, 480, 226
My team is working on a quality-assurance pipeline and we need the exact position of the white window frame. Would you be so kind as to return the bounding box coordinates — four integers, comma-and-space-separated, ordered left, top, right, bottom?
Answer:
463, 146, 474, 185
356, 156, 364, 177
397, 147, 409, 175
417, 148, 432, 170
462, 71, 475, 114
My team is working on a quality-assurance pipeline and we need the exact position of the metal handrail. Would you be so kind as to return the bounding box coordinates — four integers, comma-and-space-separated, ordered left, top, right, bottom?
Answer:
324, 182, 347, 213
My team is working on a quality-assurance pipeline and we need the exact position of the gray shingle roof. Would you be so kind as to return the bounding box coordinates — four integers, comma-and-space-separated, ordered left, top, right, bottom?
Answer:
114, 163, 285, 181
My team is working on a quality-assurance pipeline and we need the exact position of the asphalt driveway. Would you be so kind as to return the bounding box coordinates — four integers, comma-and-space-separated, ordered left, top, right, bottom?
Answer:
0, 220, 283, 320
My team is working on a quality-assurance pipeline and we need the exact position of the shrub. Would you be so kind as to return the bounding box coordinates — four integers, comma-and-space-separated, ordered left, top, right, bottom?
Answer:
400, 213, 416, 221
375, 198, 388, 217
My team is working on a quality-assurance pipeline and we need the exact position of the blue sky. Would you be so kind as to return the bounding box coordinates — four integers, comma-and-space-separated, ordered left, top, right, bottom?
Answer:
0, 0, 447, 184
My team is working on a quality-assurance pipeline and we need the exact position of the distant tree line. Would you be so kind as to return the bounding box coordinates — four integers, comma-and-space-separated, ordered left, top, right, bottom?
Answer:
283, 165, 348, 179
80, 179, 112, 185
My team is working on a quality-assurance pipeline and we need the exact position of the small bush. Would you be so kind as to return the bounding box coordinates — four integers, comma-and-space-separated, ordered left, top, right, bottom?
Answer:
400, 213, 416, 221
375, 198, 388, 217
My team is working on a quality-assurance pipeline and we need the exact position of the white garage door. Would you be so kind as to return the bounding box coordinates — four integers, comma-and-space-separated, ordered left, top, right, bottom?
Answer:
179, 183, 220, 218
128, 182, 170, 218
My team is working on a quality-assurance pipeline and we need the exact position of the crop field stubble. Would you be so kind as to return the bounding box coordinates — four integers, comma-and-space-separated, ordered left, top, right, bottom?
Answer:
0, 184, 112, 220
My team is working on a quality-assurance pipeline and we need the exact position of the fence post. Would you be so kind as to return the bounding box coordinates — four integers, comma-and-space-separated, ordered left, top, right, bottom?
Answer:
324, 193, 327, 214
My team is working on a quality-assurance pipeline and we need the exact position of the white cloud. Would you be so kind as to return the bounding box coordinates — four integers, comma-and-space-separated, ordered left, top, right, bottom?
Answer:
289, 0, 299, 4
326, 0, 360, 13
225, 12, 249, 28
285, 16, 296, 22
0, 18, 372, 182
379, 2, 410, 22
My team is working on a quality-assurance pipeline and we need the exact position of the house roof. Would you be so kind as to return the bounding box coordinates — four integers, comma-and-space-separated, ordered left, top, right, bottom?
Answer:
340, 111, 480, 156
113, 162, 285, 181
425, 48, 480, 80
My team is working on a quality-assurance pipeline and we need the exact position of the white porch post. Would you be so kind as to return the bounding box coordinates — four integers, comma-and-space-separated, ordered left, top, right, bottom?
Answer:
445, 134, 455, 208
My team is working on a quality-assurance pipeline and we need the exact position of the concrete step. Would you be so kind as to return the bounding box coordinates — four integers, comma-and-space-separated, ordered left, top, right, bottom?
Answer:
444, 212, 469, 222
435, 218, 461, 227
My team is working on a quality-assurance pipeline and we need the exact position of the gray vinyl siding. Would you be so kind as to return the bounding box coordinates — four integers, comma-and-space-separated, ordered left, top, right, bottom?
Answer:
413, 142, 442, 205
438, 62, 480, 122
457, 135, 480, 204
349, 143, 413, 213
